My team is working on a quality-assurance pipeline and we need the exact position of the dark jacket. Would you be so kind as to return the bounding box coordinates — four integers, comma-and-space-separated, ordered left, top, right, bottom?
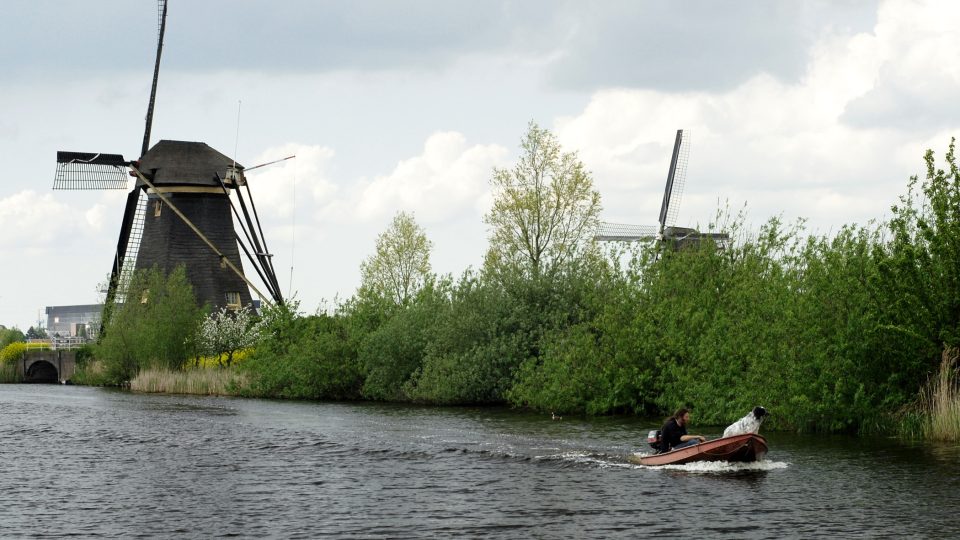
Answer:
659, 417, 687, 453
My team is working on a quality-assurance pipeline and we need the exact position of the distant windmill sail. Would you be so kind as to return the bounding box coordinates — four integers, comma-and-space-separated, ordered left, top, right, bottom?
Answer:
657, 129, 689, 234
594, 222, 658, 242
596, 129, 689, 242
594, 129, 728, 252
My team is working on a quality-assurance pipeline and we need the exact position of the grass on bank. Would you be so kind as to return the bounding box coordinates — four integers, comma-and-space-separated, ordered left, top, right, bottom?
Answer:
130, 366, 247, 396
919, 348, 960, 441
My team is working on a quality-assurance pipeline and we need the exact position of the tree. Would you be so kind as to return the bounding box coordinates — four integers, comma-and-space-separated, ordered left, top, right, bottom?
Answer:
484, 121, 602, 279
96, 266, 205, 382
198, 306, 263, 366
360, 211, 433, 305
878, 138, 960, 374
25, 326, 48, 340
0, 327, 25, 349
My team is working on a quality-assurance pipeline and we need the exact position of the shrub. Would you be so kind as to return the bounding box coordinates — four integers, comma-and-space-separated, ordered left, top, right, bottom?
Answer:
241, 303, 363, 400
357, 281, 446, 401
0, 342, 26, 364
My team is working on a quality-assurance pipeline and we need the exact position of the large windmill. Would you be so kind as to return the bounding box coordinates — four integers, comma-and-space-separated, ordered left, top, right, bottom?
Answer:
596, 130, 729, 250
52, 0, 283, 315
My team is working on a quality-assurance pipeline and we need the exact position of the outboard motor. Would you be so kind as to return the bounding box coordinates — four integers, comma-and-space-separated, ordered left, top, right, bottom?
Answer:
723, 406, 768, 438
647, 430, 662, 451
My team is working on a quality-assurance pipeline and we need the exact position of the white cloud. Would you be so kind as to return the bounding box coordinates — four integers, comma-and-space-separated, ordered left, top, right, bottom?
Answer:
840, 0, 960, 129
554, 0, 960, 233
0, 188, 129, 261
230, 132, 507, 312
244, 143, 337, 220
355, 131, 509, 223
0, 191, 84, 247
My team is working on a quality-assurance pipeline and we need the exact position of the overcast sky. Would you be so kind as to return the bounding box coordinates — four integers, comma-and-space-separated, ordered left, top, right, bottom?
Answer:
2, 0, 958, 330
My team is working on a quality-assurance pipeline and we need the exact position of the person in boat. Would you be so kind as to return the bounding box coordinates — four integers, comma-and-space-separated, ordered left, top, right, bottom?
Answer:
658, 408, 706, 453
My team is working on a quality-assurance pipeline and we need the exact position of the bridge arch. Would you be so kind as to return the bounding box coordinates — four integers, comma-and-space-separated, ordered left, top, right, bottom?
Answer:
25, 360, 59, 383
18, 350, 76, 383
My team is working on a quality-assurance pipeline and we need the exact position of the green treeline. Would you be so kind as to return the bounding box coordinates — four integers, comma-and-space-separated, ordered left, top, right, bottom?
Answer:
239, 133, 960, 435
77, 124, 960, 437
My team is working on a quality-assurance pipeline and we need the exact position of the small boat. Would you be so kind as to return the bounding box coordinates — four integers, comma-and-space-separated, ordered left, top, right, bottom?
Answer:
629, 433, 768, 466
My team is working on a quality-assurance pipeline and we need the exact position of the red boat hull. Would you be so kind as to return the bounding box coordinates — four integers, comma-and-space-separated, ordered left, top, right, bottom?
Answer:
631, 433, 768, 466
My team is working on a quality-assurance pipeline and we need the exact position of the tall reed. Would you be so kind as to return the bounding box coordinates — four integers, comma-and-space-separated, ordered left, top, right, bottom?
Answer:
920, 348, 960, 441
0, 361, 19, 383
130, 367, 247, 396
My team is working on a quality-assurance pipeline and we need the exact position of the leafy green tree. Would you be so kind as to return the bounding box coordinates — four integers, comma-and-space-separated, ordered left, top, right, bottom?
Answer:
0, 327, 25, 349
484, 121, 602, 279
360, 211, 433, 306
95, 266, 205, 383
25, 326, 47, 340
882, 139, 960, 357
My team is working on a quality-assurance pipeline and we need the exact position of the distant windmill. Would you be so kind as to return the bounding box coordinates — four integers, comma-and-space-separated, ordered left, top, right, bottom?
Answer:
596, 130, 729, 250
52, 0, 283, 313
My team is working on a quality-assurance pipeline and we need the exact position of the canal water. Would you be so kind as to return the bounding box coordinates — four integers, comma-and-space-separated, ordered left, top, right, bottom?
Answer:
1, 385, 958, 538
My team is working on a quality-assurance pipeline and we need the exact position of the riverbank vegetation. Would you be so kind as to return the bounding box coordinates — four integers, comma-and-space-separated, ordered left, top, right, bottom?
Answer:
0, 360, 18, 383
130, 366, 248, 395
917, 348, 960, 441
80, 124, 960, 440
0, 341, 31, 382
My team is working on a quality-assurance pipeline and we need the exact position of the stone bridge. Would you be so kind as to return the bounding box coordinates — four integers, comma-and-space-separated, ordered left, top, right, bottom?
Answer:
16, 350, 77, 383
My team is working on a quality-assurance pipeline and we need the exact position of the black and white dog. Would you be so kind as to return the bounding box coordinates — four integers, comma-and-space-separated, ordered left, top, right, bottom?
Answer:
722, 406, 768, 438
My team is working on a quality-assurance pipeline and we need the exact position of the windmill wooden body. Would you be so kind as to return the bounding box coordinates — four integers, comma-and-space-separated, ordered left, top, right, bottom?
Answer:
596, 130, 729, 250
135, 140, 254, 309
51, 0, 282, 316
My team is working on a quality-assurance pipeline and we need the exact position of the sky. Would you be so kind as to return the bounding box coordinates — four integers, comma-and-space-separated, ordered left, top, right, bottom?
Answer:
2, 0, 959, 330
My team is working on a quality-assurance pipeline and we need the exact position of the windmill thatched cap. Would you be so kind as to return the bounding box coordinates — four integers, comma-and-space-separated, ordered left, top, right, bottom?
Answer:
136, 140, 243, 187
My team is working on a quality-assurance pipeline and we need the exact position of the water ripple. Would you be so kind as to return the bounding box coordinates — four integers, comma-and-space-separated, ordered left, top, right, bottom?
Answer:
2, 385, 959, 538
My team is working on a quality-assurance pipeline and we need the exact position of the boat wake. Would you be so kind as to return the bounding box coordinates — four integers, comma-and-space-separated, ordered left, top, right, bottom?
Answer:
630, 454, 789, 472
536, 451, 637, 469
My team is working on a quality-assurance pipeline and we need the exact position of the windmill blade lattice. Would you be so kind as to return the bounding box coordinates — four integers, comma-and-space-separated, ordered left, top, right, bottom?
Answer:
53, 152, 130, 190
595, 222, 658, 242
659, 130, 690, 230
113, 190, 148, 304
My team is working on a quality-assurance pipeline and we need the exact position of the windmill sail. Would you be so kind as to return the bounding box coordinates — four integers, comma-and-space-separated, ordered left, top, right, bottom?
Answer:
595, 128, 730, 251
113, 190, 148, 304
658, 129, 689, 235
53, 152, 129, 190
596, 129, 689, 242
595, 222, 658, 241
141, 0, 168, 158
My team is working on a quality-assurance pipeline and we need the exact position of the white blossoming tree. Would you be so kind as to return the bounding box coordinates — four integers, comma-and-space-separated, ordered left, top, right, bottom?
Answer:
197, 306, 263, 367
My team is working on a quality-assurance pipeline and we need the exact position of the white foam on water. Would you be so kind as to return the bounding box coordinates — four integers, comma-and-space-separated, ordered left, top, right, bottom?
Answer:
647, 459, 789, 472
540, 451, 635, 469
